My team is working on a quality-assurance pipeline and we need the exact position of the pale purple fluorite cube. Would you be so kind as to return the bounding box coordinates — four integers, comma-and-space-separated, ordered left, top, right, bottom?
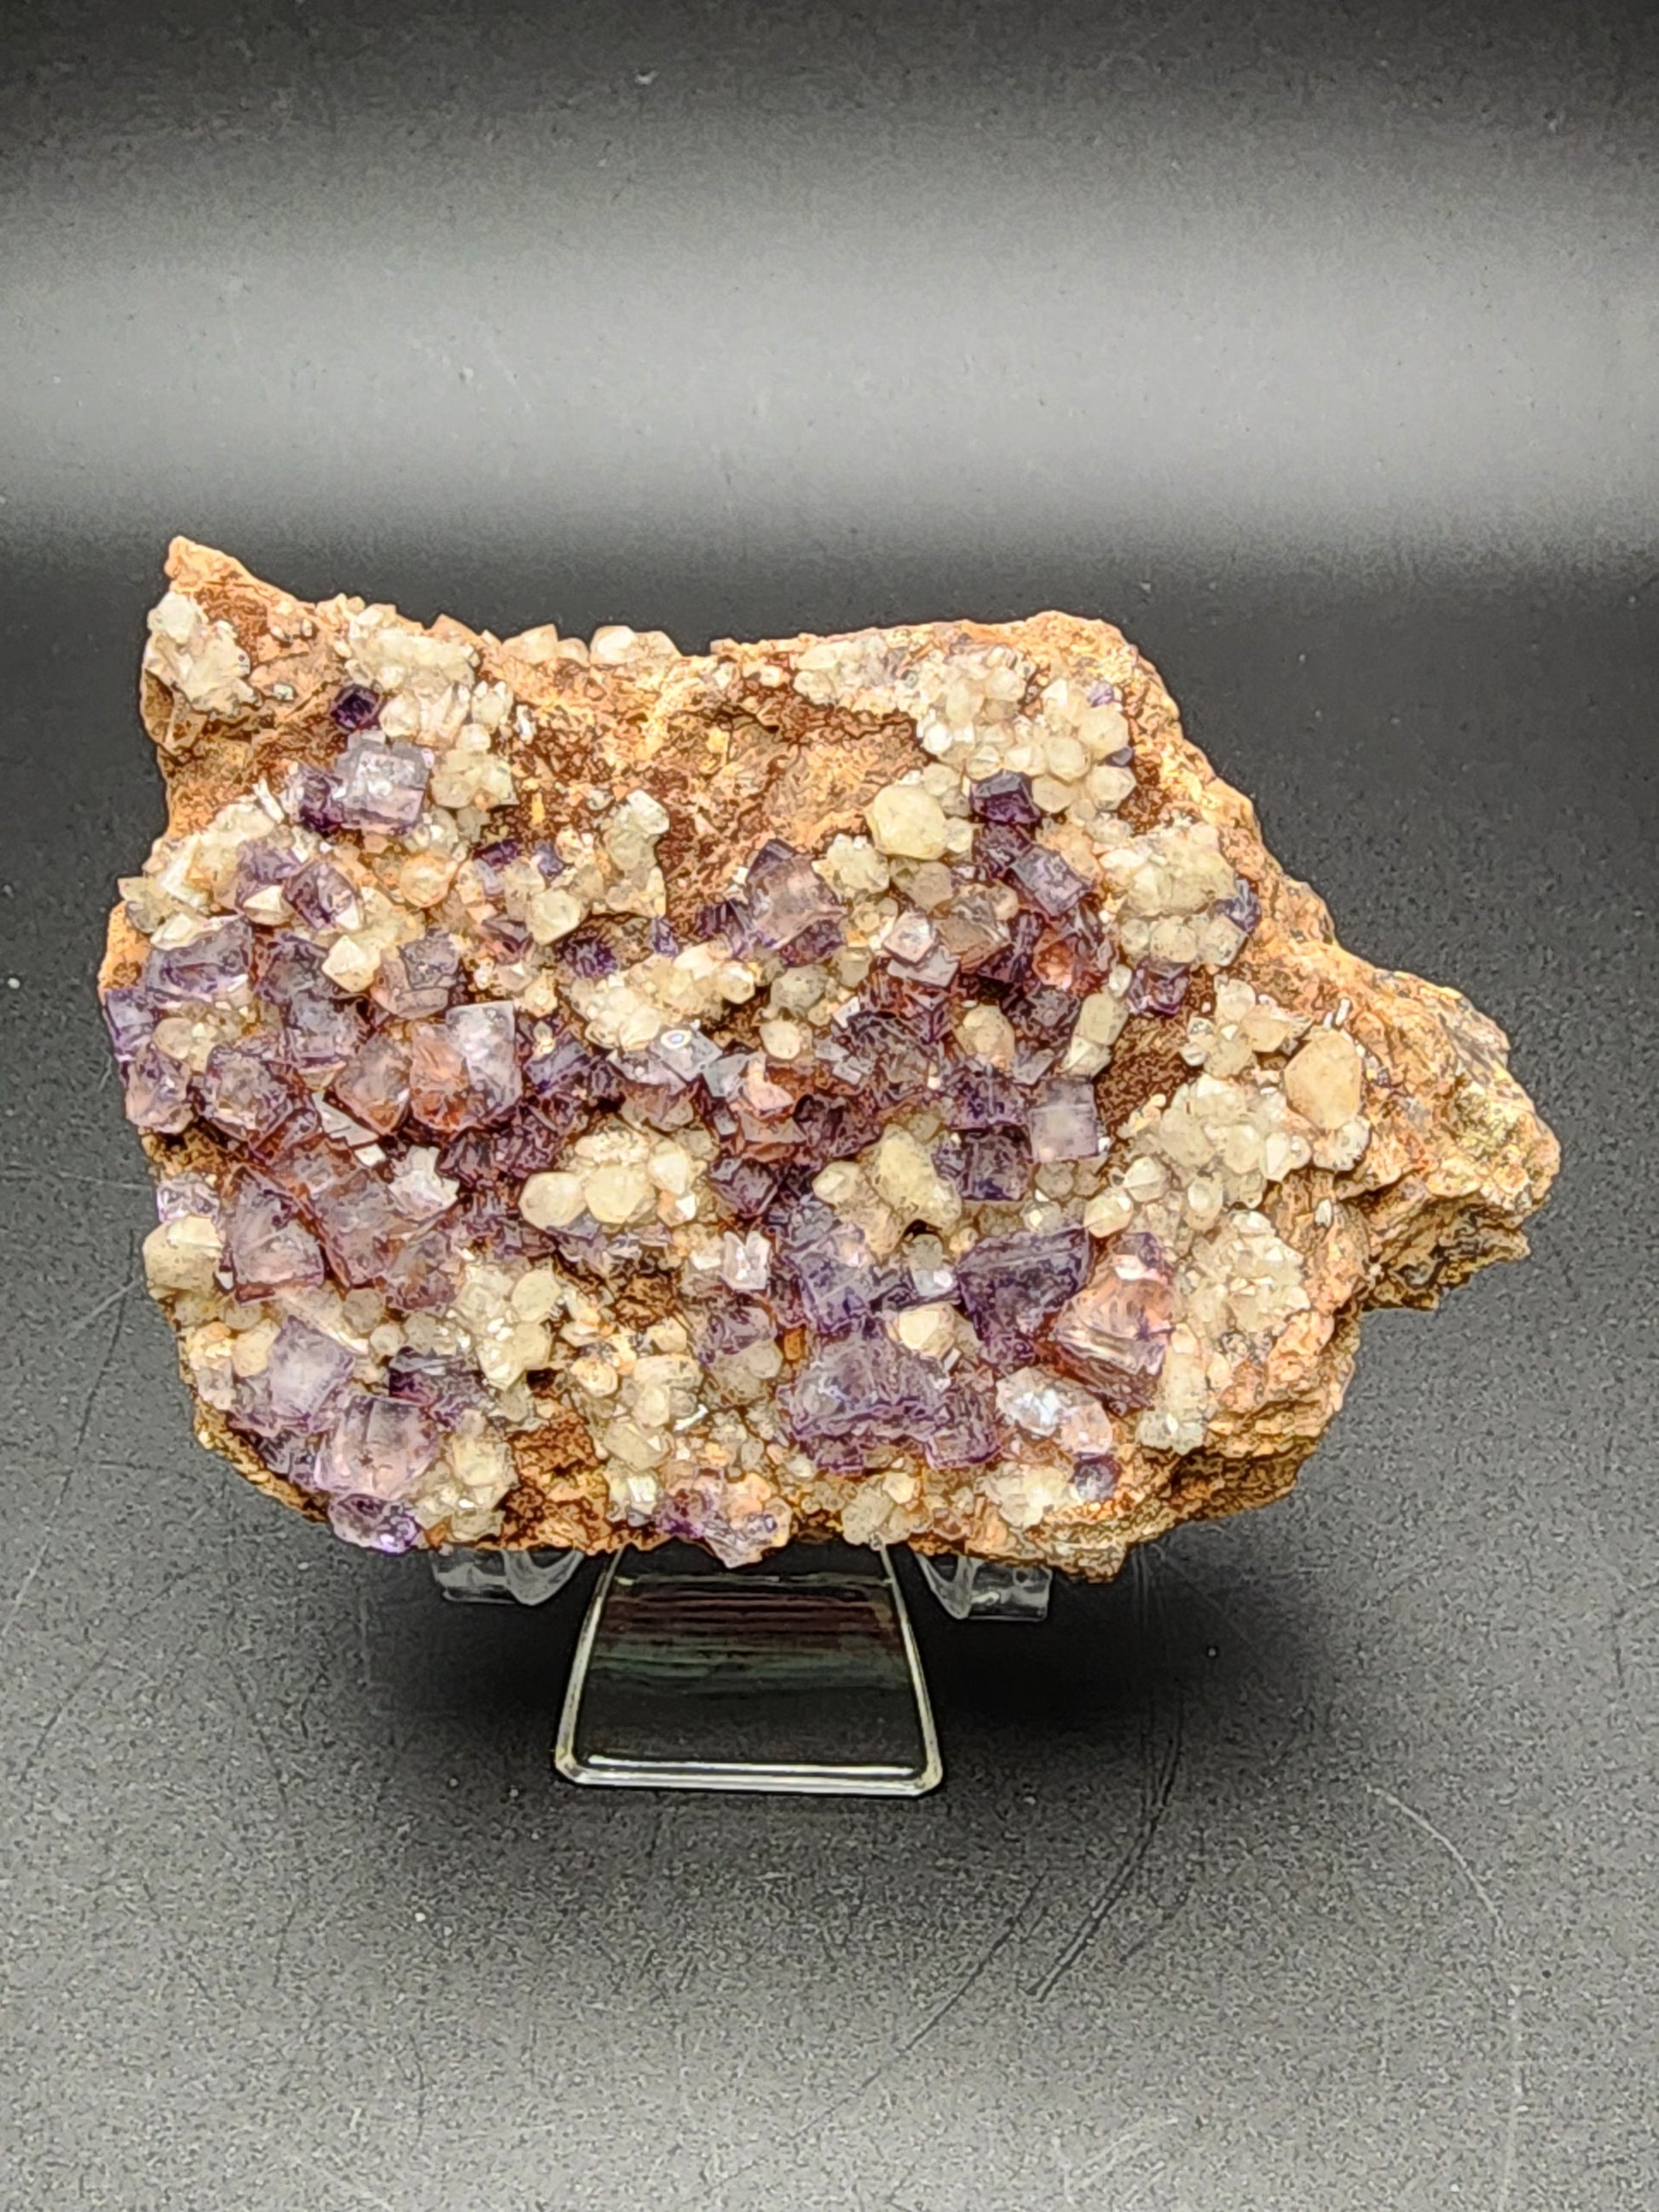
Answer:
328, 736, 430, 831
327, 1494, 421, 1552
313, 1395, 440, 1500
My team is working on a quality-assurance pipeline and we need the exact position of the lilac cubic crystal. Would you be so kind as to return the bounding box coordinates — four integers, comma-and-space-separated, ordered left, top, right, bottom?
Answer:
1216, 877, 1262, 937
1050, 1232, 1176, 1411
327, 1494, 421, 1552
145, 918, 252, 1008
1125, 959, 1191, 1018
1027, 1080, 1101, 1163
938, 1126, 1031, 1203
953, 1224, 1092, 1365
285, 858, 361, 933
199, 1044, 297, 1142
331, 1032, 411, 1135
968, 771, 1041, 827
329, 684, 381, 731
121, 1041, 194, 1133
328, 736, 430, 832
743, 840, 846, 962
313, 1394, 441, 1500
1009, 843, 1088, 918
371, 929, 460, 1020
221, 1175, 326, 1301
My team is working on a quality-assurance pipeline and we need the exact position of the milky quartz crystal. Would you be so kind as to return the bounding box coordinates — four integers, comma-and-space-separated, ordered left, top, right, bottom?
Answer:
99, 541, 1558, 1574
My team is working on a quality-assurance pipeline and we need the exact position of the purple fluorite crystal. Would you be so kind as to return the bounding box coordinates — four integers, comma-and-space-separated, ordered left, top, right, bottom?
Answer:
1125, 959, 1190, 1018
408, 1001, 522, 1133
953, 1224, 1092, 1365
257, 934, 367, 1077
313, 1394, 440, 1499
227, 838, 301, 917
691, 897, 748, 952
371, 929, 460, 1020
651, 1027, 721, 1086
1050, 1232, 1176, 1411
743, 841, 846, 962
1027, 1080, 1101, 1163
155, 1172, 220, 1223
561, 930, 619, 980
972, 909, 1043, 991
199, 1044, 297, 1142
311, 1166, 423, 1289
694, 1298, 777, 1363
328, 736, 430, 832
938, 1125, 1031, 1203
968, 771, 1041, 827
778, 1203, 901, 1336
378, 1221, 462, 1312
1005, 984, 1078, 1049
651, 1475, 785, 1570
329, 684, 381, 731
286, 764, 342, 835
121, 1042, 194, 1133
972, 820, 1035, 881
480, 913, 533, 961
101, 982, 157, 1065
265, 1318, 356, 1426
782, 1324, 1000, 1471
708, 1153, 781, 1220
1009, 843, 1088, 916
327, 1494, 421, 1552
935, 887, 1010, 969
145, 918, 252, 1008
220, 1175, 325, 1301
942, 1060, 1026, 1129
386, 1349, 492, 1425
234, 1318, 355, 1439
285, 858, 361, 932
1072, 1452, 1120, 1502
331, 1032, 411, 1135
1216, 876, 1262, 937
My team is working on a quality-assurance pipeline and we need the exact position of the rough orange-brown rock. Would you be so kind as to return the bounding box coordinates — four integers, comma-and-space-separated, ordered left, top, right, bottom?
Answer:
100, 540, 1558, 1577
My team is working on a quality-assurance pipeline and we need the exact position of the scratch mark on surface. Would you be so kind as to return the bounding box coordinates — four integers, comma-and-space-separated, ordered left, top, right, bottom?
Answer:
1072, 2112, 1184, 2193
223, 1659, 296, 1830
1026, 1680, 1184, 2001
298, 2154, 397, 2212
683, 1871, 1051, 2205
1026, 1551, 1187, 2001
9, 1580, 176, 1788
63, 1272, 142, 1341
0, 1164, 150, 1192
5, 1252, 136, 1637
1610, 1581, 1656, 1701
131, 1863, 213, 2007
1367, 1783, 1524, 2212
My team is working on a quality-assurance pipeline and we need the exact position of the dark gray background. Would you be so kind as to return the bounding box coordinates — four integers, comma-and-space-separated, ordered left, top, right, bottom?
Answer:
2, 4, 1655, 2208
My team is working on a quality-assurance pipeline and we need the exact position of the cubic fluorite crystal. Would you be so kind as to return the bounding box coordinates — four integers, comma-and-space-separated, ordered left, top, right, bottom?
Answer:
102, 540, 1558, 1576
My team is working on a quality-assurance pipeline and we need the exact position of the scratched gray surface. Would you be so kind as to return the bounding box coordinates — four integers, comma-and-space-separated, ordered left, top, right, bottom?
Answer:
4, 5, 1659, 2209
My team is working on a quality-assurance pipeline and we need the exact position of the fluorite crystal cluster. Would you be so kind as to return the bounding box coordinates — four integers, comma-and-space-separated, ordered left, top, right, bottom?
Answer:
101, 541, 1557, 1574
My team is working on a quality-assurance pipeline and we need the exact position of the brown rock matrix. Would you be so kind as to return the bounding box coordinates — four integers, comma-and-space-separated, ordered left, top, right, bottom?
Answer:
99, 540, 1558, 1577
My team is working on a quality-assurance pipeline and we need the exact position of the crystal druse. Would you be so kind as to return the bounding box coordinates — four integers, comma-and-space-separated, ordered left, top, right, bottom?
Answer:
99, 542, 1558, 1574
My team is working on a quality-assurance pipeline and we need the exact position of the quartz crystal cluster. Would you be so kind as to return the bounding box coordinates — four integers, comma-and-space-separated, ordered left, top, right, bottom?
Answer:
100, 540, 1558, 1574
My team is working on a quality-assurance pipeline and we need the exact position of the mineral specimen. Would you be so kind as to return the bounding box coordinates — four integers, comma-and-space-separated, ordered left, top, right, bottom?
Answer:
101, 541, 1558, 1575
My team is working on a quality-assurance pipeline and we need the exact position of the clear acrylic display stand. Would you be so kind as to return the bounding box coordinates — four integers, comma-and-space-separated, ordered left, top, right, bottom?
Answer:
431, 1539, 1050, 1797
